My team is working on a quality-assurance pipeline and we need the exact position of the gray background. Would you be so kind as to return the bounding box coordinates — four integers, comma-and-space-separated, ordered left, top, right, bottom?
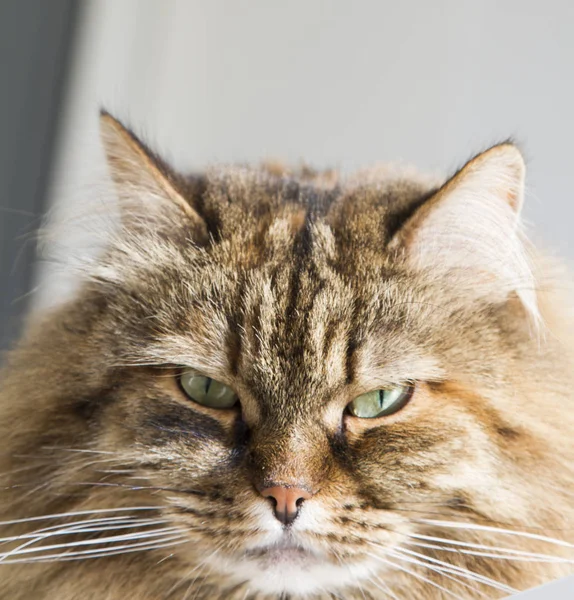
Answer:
38, 0, 574, 306
36, 0, 574, 304
2, 0, 574, 597
515, 576, 574, 598
0, 0, 78, 349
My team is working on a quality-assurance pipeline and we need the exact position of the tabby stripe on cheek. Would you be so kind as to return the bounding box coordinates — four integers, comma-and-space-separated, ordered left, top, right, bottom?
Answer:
321, 318, 340, 362
225, 276, 245, 376
284, 213, 312, 325
345, 298, 362, 384
225, 317, 242, 377
142, 400, 226, 445
246, 297, 262, 357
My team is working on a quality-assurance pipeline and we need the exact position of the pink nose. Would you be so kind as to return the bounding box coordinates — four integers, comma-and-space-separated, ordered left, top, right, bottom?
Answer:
259, 486, 313, 526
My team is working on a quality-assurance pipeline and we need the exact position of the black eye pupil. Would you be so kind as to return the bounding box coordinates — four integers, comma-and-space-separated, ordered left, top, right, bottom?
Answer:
204, 377, 212, 394
377, 390, 385, 407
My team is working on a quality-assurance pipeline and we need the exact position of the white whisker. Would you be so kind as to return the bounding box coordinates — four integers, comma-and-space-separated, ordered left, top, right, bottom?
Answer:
367, 575, 400, 600
408, 532, 572, 557
95, 469, 137, 475
387, 549, 492, 599
40, 447, 118, 455
239, 589, 251, 600
391, 546, 517, 595
0, 527, 185, 561
405, 540, 574, 564
0, 506, 161, 528
418, 519, 574, 549
0, 517, 168, 545
0, 536, 188, 564
174, 543, 226, 599
366, 550, 466, 600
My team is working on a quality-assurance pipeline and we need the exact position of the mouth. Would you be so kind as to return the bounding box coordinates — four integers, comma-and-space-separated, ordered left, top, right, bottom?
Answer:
217, 534, 379, 597
243, 536, 323, 567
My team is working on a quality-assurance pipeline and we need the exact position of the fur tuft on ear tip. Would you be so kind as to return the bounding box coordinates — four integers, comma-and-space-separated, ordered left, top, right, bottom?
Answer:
394, 142, 538, 324
98, 110, 146, 165
465, 142, 526, 212
97, 110, 205, 230
99, 108, 132, 128
99, 108, 125, 135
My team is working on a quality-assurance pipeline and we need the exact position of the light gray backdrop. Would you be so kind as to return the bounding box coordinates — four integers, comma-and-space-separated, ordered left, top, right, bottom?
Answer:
38, 2, 574, 597
40, 0, 574, 304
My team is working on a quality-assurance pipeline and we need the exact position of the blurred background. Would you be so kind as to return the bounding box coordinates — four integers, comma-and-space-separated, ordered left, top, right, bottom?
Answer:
2, 0, 574, 351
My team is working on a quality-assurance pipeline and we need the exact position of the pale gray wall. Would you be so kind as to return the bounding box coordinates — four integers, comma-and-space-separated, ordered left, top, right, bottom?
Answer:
39, 0, 574, 306
0, 0, 78, 349
516, 576, 574, 599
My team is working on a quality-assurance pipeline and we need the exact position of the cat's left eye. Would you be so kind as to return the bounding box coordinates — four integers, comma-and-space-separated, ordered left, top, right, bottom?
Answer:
179, 370, 239, 409
347, 385, 413, 419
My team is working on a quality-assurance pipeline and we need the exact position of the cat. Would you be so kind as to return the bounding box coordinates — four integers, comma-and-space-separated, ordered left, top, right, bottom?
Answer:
0, 110, 573, 600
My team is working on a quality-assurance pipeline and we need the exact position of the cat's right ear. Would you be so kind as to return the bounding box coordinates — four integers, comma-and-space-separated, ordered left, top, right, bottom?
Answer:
99, 110, 207, 237
391, 143, 538, 321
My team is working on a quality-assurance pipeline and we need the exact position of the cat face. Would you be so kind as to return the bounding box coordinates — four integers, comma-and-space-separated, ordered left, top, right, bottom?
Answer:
76, 115, 546, 596
4, 113, 572, 600
99, 247, 523, 596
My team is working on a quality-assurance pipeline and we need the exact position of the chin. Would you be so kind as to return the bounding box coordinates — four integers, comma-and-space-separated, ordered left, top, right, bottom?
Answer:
216, 538, 379, 597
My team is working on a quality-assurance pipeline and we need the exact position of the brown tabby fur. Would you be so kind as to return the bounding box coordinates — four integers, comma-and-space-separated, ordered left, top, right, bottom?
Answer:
1, 112, 573, 599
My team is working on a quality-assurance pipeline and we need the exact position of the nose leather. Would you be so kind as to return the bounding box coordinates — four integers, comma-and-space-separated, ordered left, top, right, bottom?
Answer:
259, 486, 312, 526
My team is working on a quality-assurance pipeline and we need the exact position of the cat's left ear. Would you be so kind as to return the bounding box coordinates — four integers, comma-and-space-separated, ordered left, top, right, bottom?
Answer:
393, 143, 537, 319
99, 110, 206, 236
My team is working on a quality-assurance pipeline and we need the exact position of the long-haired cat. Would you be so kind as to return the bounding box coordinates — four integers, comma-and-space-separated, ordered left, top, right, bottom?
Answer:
1, 112, 573, 599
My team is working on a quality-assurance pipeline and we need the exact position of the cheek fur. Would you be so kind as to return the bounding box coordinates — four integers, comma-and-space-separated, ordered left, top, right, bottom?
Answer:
342, 382, 508, 508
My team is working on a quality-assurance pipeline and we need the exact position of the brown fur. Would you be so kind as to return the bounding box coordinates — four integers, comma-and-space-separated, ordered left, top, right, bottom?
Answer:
1, 113, 573, 599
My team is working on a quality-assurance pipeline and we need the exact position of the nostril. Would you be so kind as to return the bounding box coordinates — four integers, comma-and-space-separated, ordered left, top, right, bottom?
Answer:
258, 485, 313, 526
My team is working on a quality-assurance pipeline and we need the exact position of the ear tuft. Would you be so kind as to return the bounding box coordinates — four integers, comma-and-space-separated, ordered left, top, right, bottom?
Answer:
99, 111, 204, 229
459, 142, 525, 212
394, 143, 538, 323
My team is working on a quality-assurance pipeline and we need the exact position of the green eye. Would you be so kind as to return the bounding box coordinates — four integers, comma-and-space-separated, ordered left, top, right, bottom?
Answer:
179, 370, 239, 409
347, 385, 413, 418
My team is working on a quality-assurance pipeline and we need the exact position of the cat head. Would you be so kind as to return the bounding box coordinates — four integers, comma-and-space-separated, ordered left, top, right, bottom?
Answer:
8, 112, 567, 597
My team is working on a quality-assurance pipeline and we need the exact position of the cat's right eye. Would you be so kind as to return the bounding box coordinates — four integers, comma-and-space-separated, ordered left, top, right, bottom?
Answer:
179, 370, 239, 409
347, 384, 413, 419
